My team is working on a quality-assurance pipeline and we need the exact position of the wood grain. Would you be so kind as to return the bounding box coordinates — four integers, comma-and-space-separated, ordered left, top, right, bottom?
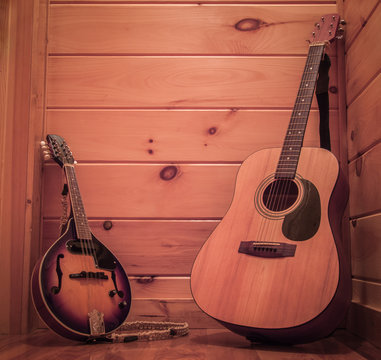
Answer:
352, 278, 381, 310
345, 4, 381, 105
191, 147, 341, 329
337, 0, 379, 50
347, 74, 381, 160
42, 219, 218, 275
42, 163, 240, 218
5, 328, 378, 360
48, 4, 336, 55
347, 302, 381, 349
46, 56, 339, 108
348, 143, 381, 218
350, 214, 381, 282
46, 109, 339, 162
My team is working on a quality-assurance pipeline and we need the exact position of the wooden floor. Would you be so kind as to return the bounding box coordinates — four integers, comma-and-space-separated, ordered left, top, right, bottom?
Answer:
0, 328, 380, 360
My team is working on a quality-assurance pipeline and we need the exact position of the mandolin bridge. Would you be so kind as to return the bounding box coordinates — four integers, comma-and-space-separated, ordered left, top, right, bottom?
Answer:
238, 241, 296, 258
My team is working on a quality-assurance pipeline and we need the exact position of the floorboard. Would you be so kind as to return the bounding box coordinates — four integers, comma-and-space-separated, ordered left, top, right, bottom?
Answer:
1, 329, 380, 360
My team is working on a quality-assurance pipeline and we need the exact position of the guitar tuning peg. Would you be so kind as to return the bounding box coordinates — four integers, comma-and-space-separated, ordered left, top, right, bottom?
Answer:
40, 141, 46, 146
73, 160, 78, 165
340, 19, 346, 25
43, 153, 51, 161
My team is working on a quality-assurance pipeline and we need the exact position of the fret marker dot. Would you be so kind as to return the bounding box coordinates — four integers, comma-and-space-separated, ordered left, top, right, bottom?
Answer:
302, 99, 305, 102
310, 67, 313, 70
298, 112, 301, 116
305, 83, 309, 87
289, 147, 292, 150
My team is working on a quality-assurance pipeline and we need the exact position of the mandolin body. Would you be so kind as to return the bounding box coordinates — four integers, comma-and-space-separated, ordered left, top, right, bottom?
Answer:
190, 147, 351, 344
31, 218, 131, 341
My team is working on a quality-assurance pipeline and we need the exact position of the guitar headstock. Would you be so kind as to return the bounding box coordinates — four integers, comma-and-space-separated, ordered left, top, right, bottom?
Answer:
44, 134, 75, 167
309, 14, 344, 44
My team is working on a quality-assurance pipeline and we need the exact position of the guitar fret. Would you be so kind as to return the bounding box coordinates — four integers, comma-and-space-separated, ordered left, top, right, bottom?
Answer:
275, 43, 325, 179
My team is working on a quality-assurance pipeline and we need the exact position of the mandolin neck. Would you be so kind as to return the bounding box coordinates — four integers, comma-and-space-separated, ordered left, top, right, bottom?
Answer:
64, 164, 92, 240
275, 43, 326, 179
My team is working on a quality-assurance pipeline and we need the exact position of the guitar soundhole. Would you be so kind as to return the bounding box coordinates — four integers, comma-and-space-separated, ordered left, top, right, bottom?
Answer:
263, 179, 299, 212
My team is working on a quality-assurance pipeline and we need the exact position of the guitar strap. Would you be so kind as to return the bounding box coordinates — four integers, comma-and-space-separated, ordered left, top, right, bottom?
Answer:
316, 53, 331, 151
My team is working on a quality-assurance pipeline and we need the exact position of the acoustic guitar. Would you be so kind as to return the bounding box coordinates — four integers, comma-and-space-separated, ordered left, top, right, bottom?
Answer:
190, 14, 351, 344
31, 134, 131, 341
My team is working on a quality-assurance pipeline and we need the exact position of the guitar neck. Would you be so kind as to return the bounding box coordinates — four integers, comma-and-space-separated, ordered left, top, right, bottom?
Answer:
64, 165, 92, 240
276, 43, 326, 179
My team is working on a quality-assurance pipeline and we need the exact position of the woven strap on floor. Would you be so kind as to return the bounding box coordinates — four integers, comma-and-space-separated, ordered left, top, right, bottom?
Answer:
107, 321, 189, 343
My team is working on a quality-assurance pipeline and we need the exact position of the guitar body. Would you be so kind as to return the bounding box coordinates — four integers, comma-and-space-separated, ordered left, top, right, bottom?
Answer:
191, 147, 350, 344
31, 218, 131, 341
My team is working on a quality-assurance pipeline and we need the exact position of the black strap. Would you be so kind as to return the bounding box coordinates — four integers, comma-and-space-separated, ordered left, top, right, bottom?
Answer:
316, 53, 331, 151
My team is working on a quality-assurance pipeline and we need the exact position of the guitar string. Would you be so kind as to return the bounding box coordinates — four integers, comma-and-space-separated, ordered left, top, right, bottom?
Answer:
274, 45, 323, 221
256, 44, 324, 247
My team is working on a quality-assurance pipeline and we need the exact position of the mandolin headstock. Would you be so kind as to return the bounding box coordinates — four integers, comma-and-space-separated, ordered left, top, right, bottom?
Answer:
44, 134, 75, 167
309, 14, 344, 44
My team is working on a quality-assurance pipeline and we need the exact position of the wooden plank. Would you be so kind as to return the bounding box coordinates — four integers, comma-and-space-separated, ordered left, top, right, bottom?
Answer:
352, 279, 381, 311
46, 56, 339, 108
347, 302, 381, 349
50, 0, 337, 4
350, 214, 381, 282
42, 219, 218, 275
346, 4, 381, 105
42, 163, 239, 218
348, 144, 381, 218
48, 4, 336, 55
46, 109, 340, 162
128, 299, 222, 329
130, 276, 192, 299
347, 73, 381, 160
337, 0, 379, 49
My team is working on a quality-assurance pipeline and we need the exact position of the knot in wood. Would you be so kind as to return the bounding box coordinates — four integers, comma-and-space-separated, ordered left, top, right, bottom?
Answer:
235, 18, 262, 32
160, 166, 178, 181
103, 220, 113, 230
208, 127, 217, 135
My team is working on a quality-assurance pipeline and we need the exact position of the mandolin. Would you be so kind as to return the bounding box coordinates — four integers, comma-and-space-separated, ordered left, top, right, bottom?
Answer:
190, 14, 351, 344
31, 134, 131, 341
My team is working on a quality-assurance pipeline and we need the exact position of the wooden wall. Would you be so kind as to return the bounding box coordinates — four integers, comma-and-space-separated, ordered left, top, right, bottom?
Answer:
39, 0, 344, 330
338, 0, 381, 348
0, 0, 47, 334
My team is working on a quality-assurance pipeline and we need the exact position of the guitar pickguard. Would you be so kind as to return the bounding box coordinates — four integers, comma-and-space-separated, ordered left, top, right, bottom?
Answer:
282, 179, 321, 241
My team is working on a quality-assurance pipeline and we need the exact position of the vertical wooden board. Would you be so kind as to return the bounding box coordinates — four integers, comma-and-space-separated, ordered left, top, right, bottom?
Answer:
338, 0, 379, 49
46, 56, 339, 108
350, 214, 381, 281
348, 143, 381, 217
42, 220, 218, 275
130, 277, 192, 299
346, 4, 381, 105
48, 4, 337, 55
45, 109, 339, 162
347, 74, 381, 160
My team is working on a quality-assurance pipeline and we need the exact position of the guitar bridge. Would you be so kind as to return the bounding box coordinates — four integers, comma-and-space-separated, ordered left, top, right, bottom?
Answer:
238, 241, 296, 258
88, 309, 105, 336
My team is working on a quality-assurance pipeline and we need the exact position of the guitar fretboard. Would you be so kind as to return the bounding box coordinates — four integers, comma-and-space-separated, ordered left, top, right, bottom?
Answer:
64, 165, 92, 241
275, 43, 326, 179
